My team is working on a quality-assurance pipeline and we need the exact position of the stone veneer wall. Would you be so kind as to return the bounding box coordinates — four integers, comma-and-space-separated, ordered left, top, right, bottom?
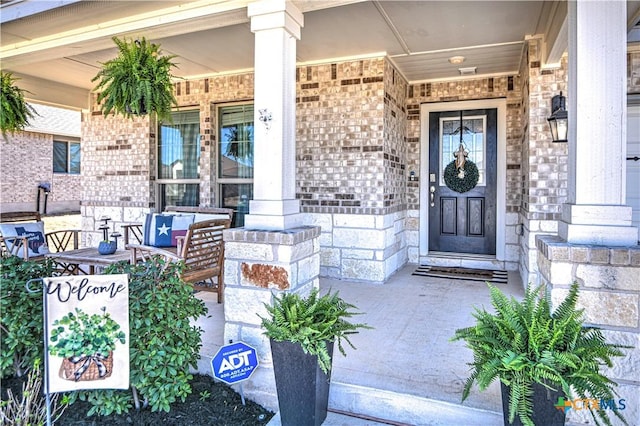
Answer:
296, 57, 408, 282
537, 235, 640, 425
404, 72, 523, 269
0, 131, 81, 214
518, 38, 569, 287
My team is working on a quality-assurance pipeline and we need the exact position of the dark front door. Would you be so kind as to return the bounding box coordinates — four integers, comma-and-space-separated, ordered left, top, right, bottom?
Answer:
428, 109, 497, 255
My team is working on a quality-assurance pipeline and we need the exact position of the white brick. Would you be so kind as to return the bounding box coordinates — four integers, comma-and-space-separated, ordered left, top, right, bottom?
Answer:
224, 259, 239, 285
320, 247, 341, 267
342, 249, 374, 260
334, 228, 385, 249
301, 213, 333, 232
334, 214, 374, 228
224, 287, 272, 325
342, 259, 385, 282
225, 241, 274, 261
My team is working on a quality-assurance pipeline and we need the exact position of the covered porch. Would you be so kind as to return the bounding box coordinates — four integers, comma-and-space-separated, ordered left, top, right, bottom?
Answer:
198, 264, 524, 425
2, 1, 639, 424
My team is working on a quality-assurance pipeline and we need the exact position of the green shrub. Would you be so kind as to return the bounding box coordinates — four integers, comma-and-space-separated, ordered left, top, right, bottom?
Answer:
0, 255, 208, 417
0, 256, 54, 378
68, 257, 207, 415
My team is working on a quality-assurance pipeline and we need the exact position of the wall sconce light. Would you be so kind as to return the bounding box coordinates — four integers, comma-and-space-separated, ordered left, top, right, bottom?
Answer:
547, 92, 568, 143
258, 109, 272, 130
408, 171, 418, 182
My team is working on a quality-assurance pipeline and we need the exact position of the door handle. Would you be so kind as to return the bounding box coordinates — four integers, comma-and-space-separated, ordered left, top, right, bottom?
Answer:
430, 186, 436, 207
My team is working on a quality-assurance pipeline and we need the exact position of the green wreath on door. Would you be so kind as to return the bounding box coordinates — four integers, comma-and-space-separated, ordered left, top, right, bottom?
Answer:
443, 159, 479, 193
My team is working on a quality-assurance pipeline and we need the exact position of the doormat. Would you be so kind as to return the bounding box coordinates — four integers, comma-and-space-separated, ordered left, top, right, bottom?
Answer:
412, 265, 508, 284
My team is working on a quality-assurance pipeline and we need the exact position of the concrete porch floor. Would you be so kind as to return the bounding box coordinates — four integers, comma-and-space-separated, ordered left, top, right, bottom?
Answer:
195, 264, 525, 425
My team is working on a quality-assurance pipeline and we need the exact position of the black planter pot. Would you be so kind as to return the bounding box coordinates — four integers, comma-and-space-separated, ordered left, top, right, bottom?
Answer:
270, 339, 334, 426
500, 382, 566, 426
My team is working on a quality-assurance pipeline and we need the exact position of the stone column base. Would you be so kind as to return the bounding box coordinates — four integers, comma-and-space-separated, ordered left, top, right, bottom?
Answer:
221, 226, 321, 411
536, 235, 640, 425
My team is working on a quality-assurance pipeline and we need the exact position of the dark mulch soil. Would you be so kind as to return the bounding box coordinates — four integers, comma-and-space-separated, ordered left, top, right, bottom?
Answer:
1, 374, 274, 426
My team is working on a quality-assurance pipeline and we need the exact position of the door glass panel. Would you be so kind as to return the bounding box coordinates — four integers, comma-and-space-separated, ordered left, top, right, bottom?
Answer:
220, 183, 252, 228
439, 115, 486, 186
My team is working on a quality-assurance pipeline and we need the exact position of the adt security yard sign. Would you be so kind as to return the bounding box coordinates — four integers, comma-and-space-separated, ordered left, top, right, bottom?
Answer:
212, 342, 258, 385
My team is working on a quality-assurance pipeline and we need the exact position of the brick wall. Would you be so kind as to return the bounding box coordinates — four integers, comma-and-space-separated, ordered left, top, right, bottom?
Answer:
296, 57, 408, 281
296, 59, 389, 214
82, 61, 411, 281
0, 131, 80, 214
519, 37, 569, 286
81, 55, 527, 280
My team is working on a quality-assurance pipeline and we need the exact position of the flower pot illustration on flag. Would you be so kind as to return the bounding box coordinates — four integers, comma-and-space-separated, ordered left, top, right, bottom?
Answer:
49, 307, 126, 382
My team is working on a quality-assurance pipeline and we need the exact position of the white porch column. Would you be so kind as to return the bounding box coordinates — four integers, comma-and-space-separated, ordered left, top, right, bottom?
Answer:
245, 0, 303, 230
560, 0, 638, 245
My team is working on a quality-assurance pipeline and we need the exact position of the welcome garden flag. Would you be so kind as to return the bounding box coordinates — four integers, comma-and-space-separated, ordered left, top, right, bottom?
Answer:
45, 274, 129, 393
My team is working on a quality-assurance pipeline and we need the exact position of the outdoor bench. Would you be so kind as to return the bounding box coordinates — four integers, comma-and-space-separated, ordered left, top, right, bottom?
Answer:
123, 207, 234, 303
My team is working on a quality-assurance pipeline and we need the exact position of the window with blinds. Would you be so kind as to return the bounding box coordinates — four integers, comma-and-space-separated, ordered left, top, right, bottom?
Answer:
157, 110, 200, 208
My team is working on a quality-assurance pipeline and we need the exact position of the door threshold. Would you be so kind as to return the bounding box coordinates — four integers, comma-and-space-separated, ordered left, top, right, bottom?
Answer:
428, 251, 496, 260
421, 252, 505, 271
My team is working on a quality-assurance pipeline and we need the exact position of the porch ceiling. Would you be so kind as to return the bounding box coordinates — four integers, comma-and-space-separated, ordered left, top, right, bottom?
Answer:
2, 0, 640, 110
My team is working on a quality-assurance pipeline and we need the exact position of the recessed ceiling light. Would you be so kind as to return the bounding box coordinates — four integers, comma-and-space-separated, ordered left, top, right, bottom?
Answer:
458, 67, 477, 76
449, 56, 465, 65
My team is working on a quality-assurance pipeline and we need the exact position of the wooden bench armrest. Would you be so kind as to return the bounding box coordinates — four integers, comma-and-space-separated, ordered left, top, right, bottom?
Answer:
175, 235, 185, 255
126, 243, 180, 264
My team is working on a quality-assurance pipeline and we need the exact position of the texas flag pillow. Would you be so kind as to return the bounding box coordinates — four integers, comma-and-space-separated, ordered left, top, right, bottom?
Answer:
143, 214, 195, 247
0, 221, 50, 258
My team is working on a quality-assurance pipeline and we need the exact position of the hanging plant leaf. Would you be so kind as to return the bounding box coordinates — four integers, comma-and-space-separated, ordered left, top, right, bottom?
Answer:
444, 159, 479, 193
1, 71, 37, 135
92, 37, 178, 121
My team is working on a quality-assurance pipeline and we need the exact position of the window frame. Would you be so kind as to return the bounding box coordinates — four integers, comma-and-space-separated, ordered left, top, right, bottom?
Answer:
216, 102, 255, 227
52, 139, 81, 175
156, 109, 201, 209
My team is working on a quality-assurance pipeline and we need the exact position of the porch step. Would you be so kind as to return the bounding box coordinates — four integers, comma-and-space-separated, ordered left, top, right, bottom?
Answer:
267, 381, 502, 426
422, 252, 507, 272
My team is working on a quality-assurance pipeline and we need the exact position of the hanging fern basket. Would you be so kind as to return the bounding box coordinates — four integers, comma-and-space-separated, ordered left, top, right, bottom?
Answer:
1, 71, 36, 134
443, 159, 479, 193
92, 37, 178, 121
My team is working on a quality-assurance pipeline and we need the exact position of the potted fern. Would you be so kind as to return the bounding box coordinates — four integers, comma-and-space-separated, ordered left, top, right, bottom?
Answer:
259, 288, 371, 426
451, 282, 628, 426
1, 71, 36, 135
91, 36, 178, 121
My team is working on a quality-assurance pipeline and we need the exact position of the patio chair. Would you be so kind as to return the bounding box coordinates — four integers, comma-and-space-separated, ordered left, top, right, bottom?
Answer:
126, 215, 232, 303
0, 211, 81, 261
